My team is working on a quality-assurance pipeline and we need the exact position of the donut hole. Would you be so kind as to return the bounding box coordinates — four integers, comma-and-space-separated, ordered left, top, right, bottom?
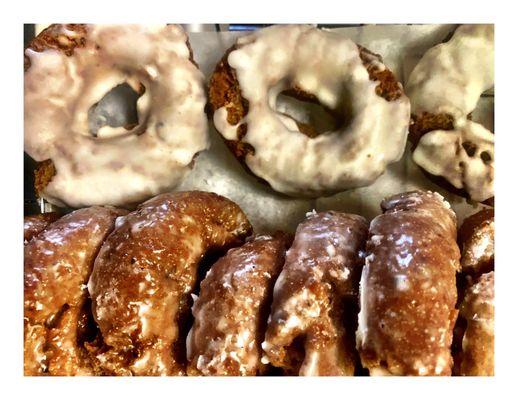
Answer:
88, 82, 145, 137
274, 89, 350, 138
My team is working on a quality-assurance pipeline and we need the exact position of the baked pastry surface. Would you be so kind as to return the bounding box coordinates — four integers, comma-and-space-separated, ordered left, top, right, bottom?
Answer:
209, 25, 410, 197
25, 24, 208, 207
357, 191, 461, 376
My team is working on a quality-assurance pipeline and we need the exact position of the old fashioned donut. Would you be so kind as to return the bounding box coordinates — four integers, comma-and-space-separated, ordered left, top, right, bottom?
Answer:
25, 24, 209, 208
262, 211, 368, 376
457, 271, 494, 376
24, 206, 125, 375
357, 191, 461, 376
458, 208, 494, 276
24, 212, 60, 245
406, 25, 494, 203
87, 191, 252, 376
209, 25, 410, 197
187, 234, 290, 376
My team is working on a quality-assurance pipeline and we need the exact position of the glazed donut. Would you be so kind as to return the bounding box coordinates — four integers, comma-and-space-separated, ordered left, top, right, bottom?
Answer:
262, 211, 368, 376
24, 206, 125, 375
406, 25, 494, 203
187, 234, 290, 376
458, 208, 494, 275
25, 24, 209, 208
457, 271, 494, 376
24, 212, 60, 245
87, 191, 252, 375
357, 191, 460, 376
209, 25, 410, 197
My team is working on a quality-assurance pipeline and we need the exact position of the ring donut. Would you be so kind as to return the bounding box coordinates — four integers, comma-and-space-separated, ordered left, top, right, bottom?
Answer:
457, 271, 494, 376
262, 211, 368, 376
87, 191, 252, 375
357, 191, 460, 376
24, 24, 209, 207
406, 25, 494, 203
187, 234, 290, 376
24, 206, 126, 375
209, 25, 410, 197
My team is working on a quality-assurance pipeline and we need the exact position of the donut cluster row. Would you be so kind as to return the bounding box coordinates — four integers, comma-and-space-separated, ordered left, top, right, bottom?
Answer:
24, 24, 494, 209
23, 190, 494, 376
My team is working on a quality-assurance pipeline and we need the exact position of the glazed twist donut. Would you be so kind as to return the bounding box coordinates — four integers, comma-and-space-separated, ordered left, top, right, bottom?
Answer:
24, 206, 125, 375
88, 191, 252, 375
262, 211, 368, 375
187, 234, 290, 376
24, 24, 208, 207
407, 25, 494, 202
210, 25, 410, 197
357, 191, 461, 376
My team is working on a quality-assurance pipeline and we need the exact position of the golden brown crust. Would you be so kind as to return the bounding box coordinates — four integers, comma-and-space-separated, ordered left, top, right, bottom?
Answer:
263, 212, 368, 376
458, 209, 494, 275
208, 46, 253, 162
34, 159, 56, 199
357, 45, 404, 102
358, 191, 460, 376
187, 233, 290, 376
408, 112, 455, 150
458, 272, 494, 376
24, 24, 88, 71
208, 38, 404, 179
88, 191, 252, 376
24, 206, 126, 376
24, 212, 60, 245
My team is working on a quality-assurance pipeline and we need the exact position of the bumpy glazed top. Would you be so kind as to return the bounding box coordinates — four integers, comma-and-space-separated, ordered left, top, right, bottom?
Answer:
459, 209, 494, 274
357, 191, 460, 376
24, 206, 125, 375
88, 191, 252, 376
262, 211, 368, 375
412, 120, 494, 202
406, 24, 494, 119
187, 234, 289, 376
459, 271, 494, 376
407, 25, 494, 202
24, 206, 125, 324
24, 24, 209, 207
24, 212, 60, 245
213, 25, 410, 197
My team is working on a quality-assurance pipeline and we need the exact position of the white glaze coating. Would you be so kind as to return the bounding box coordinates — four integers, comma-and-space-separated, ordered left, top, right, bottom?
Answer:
406, 25, 494, 118
413, 120, 494, 202
213, 25, 410, 197
407, 25, 494, 201
25, 25, 209, 207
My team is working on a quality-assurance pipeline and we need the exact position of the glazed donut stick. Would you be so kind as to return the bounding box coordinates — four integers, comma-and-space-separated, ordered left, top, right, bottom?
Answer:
458, 271, 494, 376
262, 211, 368, 376
88, 191, 252, 376
357, 191, 461, 376
458, 209, 494, 275
24, 207, 125, 375
187, 234, 290, 376
24, 212, 60, 245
